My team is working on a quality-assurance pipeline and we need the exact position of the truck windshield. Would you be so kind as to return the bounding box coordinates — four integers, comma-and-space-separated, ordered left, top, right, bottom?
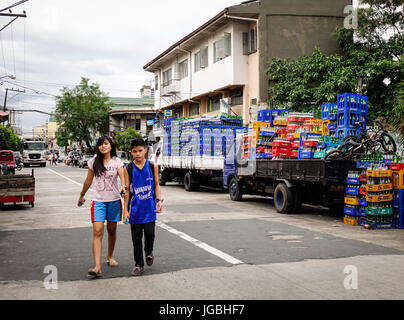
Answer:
24, 143, 46, 151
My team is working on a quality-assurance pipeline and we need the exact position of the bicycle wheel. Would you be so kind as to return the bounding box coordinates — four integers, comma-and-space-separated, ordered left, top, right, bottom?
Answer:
343, 135, 361, 144
377, 132, 397, 154
324, 150, 347, 160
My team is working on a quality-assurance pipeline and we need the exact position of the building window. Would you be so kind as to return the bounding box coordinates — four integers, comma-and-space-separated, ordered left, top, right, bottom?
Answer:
178, 59, 188, 79
230, 87, 243, 106
209, 94, 222, 112
163, 68, 172, 87
243, 26, 257, 55
214, 32, 231, 63
194, 46, 208, 72
155, 75, 159, 90
136, 119, 141, 131
189, 103, 200, 116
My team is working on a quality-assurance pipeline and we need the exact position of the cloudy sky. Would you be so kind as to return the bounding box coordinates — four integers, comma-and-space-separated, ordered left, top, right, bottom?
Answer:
0, 0, 239, 135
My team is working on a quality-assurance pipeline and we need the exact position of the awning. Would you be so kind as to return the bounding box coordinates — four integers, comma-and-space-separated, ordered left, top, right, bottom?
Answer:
0, 111, 8, 121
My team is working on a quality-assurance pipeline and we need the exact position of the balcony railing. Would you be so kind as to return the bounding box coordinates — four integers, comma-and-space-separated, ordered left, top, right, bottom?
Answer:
161, 80, 180, 97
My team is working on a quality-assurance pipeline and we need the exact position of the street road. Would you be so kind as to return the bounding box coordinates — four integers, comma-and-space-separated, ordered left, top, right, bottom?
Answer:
1, 164, 404, 299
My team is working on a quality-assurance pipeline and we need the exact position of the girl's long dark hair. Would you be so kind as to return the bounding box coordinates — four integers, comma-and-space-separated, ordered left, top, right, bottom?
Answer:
93, 136, 117, 177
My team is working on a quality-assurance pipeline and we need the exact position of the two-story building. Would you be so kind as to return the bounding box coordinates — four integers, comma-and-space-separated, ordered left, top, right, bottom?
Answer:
144, 0, 351, 126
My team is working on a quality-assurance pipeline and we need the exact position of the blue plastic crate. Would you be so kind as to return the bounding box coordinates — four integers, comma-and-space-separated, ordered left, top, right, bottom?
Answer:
328, 123, 337, 130
346, 177, 360, 185
321, 103, 338, 120
346, 187, 360, 195
393, 189, 404, 229
344, 207, 359, 215
299, 152, 315, 159
338, 93, 368, 114
336, 128, 361, 140
359, 208, 367, 216
359, 198, 367, 206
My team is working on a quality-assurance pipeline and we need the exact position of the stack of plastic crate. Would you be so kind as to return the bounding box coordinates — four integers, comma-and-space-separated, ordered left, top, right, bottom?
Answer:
344, 170, 362, 226
298, 133, 322, 159
272, 138, 292, 159
313, 136, 342, 159
272, 114, 289, 139
321, 103, 338, 137
336, 93, 368, 139
391, 162, 404, 229
364, 166, 394, 229
256, 127, 276, 159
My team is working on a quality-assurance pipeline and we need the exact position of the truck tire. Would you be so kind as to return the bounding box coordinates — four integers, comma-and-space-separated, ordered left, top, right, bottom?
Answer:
184, 172, 199, 192
274, 183, 294, 214
229, 177, 243, 201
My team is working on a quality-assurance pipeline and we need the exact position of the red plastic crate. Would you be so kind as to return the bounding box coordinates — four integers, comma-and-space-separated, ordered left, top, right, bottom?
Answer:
360, 174, 368, 182
285, 134, 295, 140
291, 151, 299, 158
287, 116, 305, 122
286, 125, 299, 132
391, 163, 404, 170
272, 141, 291, 148
302, 140, 318, 147
292, 141, 300, 149
273, 150, 291, 157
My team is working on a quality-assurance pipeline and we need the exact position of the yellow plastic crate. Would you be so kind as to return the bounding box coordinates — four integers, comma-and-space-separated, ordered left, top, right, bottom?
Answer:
345, 197, 359, 205
366, 170, 392, 178
273, 120, 288, 126
365, 183, 393, 192
392, 170, 404, 189
366, 194, 393, 202
322, 120, 330, 136
344, 217, 359, 226
293, 132, 301, 139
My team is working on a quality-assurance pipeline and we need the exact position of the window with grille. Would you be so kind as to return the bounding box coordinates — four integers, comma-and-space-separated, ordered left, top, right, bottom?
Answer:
189, 103, 200, 116
195, 46, 208, 72
178, 59, 188, 79
209, 94, 222, 112
230, 87, 243, 106
243, 26, 257, 55
214, 32, 231, 63
136, 119, 141, 131
163, 68, 172, 87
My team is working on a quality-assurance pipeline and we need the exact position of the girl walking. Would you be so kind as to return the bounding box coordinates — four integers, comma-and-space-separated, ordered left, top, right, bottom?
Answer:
77, 136, 127, 279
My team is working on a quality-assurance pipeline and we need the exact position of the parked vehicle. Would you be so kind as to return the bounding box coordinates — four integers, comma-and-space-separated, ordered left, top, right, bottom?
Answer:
66, 151, 80, 166
0, 169, 35, 208
0, 150, 16, 175
79, 155, 94, 168
23, 140, 47, 167
117, 150, 130, 165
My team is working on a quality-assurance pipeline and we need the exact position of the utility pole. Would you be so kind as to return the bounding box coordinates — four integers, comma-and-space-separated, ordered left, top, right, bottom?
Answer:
2, 87, 25, 126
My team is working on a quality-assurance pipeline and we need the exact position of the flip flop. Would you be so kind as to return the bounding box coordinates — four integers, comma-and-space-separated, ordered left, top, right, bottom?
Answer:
87, 268, 102, 279
106, 258, 119, 267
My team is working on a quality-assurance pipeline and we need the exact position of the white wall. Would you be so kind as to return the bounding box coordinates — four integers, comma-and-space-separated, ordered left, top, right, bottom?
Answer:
154, 21, 251, 110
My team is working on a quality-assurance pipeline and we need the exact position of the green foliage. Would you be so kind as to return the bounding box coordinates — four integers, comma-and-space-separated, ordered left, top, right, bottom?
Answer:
267, 0, 403, 123
115, 127, 141, 152
0, 126, 23, 152
391, 81, 404, 145
55, 127, 70, 148
55, 77, 114, 152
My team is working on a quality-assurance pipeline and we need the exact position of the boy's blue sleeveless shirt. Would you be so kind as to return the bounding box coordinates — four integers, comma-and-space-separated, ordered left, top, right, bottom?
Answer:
128, 160, 156, 224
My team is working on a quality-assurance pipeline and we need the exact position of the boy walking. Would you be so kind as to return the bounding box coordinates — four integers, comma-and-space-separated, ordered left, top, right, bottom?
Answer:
123, 138, 163, 276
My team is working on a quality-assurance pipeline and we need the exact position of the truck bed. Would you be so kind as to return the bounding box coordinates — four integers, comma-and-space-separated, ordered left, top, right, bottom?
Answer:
254, 159, 356, 185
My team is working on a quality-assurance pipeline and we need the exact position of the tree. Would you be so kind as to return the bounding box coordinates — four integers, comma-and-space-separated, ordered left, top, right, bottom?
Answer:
115, 127, 141, 152
55, 77, 114, 153
267, 0, 403, 123
0, 126, 23, 152
55, 128, 70, 150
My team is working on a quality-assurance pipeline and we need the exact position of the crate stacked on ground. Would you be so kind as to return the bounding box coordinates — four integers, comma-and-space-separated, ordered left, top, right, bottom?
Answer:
391, 160, 404, 229
298, 133, 322, 159
256, 127, 276, 159
363, 165, 394, 229
344, 170, 362, 226
313, 136, 342, 159
272, 138, 292, 160
321, 103, 338, 137
336, 93, 368, 139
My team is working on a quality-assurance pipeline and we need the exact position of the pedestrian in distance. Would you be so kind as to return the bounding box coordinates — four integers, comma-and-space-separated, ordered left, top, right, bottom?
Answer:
123, 138, 163, 277
48, 153, 53, 166
77, 136, 127, 279
52, 153, 58, 166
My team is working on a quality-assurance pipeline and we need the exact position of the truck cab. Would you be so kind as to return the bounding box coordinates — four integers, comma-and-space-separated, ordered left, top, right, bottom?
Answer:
23, 140, 47, 167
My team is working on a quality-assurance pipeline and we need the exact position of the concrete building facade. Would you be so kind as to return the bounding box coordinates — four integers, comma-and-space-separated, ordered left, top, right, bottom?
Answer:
144, 0, 351, 126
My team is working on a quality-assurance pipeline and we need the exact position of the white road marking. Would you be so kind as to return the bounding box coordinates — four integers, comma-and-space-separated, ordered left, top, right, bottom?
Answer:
47, 168, 244, 265
157, 221, 244, 265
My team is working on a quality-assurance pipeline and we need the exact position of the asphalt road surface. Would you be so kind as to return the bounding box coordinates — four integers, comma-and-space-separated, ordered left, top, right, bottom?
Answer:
1, 164, 403, 299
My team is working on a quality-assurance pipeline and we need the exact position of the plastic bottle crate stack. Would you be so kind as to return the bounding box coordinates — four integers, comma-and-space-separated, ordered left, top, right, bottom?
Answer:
391, 162, 404, 229
336, 93, 368, 139
344, 170, 363, 226
257, 109, 289, 126
298, 133, 322, 159
321, 103, 338, 137
313, 136, 342, 159
256, 127, 276, 159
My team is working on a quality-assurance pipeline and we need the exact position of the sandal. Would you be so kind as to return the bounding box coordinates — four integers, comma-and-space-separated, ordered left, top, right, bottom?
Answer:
87, 268, 102, 279
107, 258, 119, 267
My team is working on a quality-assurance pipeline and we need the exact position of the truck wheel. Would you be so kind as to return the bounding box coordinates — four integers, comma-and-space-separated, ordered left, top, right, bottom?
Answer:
229, 177, 243, 201
184, 172, 199, 192
274, 183, 294, 214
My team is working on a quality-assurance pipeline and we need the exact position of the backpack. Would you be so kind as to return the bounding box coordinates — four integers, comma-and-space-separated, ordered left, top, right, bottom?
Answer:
126, 161, 156, 208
